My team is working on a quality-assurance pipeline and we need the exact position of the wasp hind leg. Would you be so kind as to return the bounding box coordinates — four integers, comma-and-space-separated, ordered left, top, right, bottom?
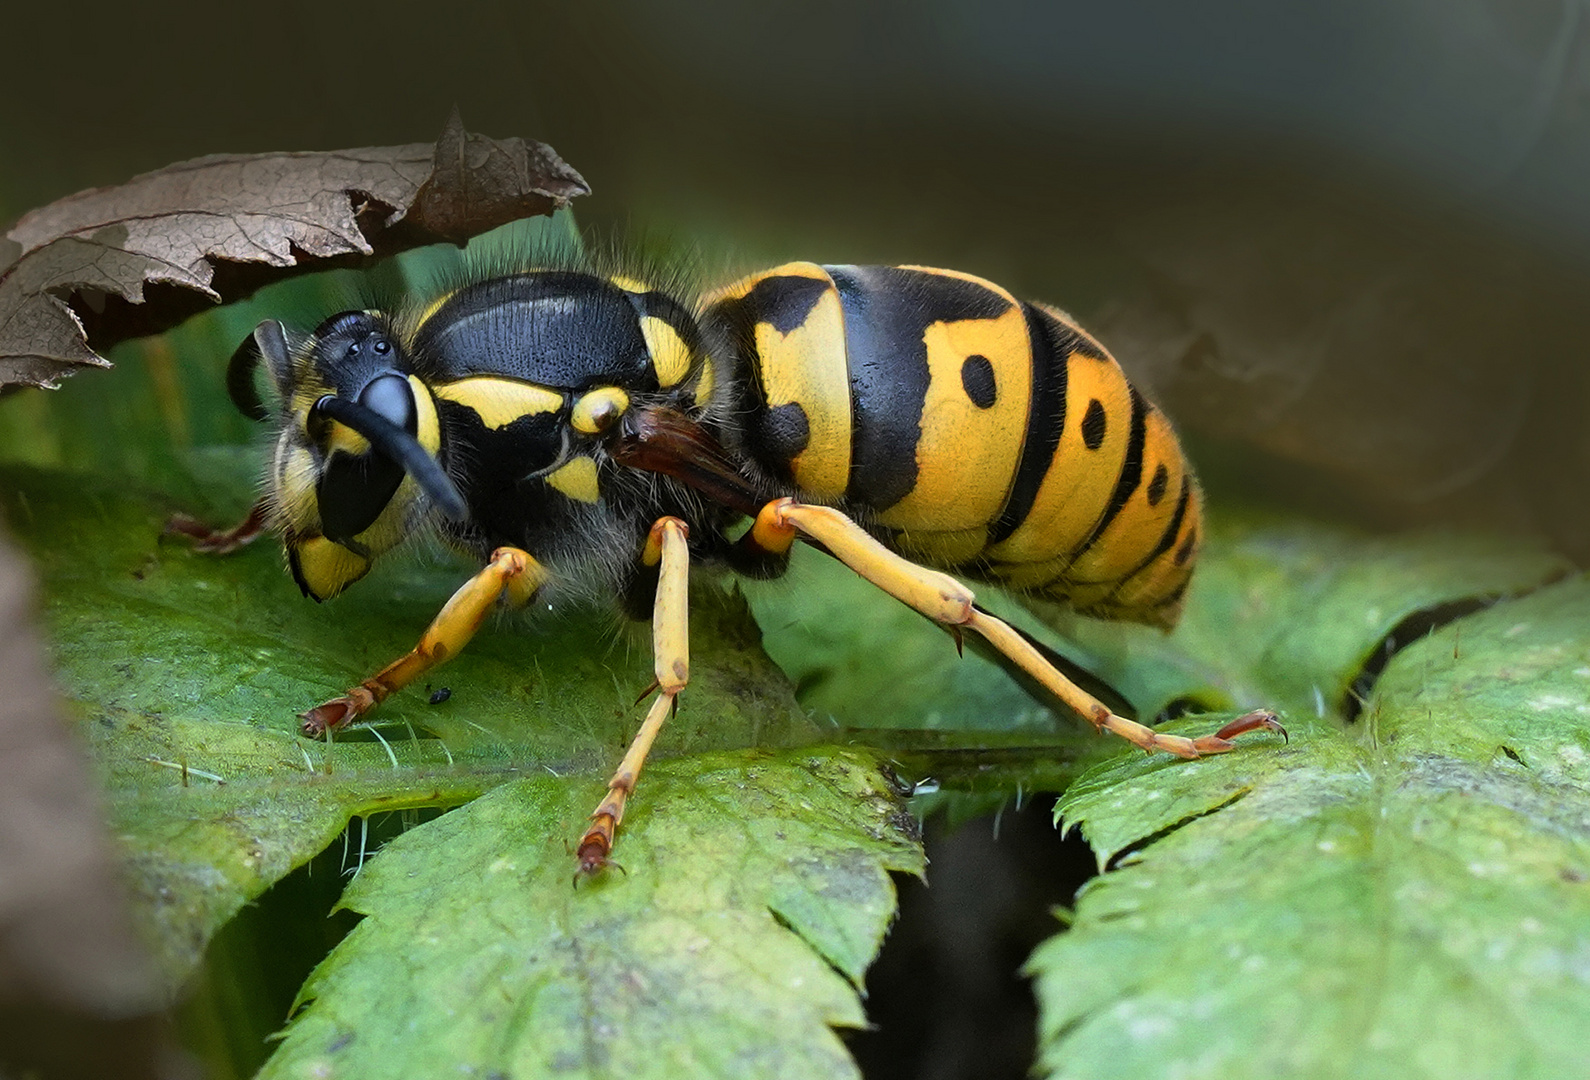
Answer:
300, 546, 549, 736
756, 497, 1286, 758
576, 517, 691, 881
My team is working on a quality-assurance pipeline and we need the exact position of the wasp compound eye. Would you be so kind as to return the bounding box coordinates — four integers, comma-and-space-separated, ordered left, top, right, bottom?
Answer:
226, 319, 293, 422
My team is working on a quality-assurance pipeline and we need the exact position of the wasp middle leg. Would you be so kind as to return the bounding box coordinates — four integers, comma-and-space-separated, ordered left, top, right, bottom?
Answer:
575, 516, 691, 880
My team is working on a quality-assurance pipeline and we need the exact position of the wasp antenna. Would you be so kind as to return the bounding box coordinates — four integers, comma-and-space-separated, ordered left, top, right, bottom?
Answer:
312, 396, 470, 522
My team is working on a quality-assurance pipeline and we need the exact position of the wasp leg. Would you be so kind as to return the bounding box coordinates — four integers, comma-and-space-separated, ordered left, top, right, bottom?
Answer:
300, 547, 549, 737
165, 498, 269, 554
576, 517, 690, 880
764, 498, 1286, 758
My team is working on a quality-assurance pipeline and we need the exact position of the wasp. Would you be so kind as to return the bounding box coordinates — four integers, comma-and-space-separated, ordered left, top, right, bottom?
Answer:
202, 256, 1283, 877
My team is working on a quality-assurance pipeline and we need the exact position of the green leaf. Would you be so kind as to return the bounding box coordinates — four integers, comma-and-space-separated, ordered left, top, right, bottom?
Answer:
1028, 527, 1588, 1080
1034, 511, 1572, 725
262, 748, 922, 1080
4, 461, 827, 990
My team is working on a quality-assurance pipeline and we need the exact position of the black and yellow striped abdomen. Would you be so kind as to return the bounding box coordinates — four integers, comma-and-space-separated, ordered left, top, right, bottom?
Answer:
705, 262, 1201, 629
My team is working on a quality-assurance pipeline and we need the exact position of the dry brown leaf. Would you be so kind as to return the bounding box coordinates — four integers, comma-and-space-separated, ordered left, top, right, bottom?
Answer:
0, 110, 589, 389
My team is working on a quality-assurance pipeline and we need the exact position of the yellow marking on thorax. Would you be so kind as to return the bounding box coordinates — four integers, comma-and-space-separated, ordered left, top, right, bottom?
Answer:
875, 293, 1031, 533
897, 265, 1004, 287
751, 273, 852, 498
435, 377, 563, 429
572, 387, 630, 435
639, 316, 693, 388
693, 356, 717, 405
610, 275, 654, 295
411, 289, 459, 334
546, 456, 600, 503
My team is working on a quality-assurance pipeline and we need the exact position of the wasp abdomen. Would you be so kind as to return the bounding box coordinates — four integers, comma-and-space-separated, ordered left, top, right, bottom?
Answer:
705, 263, 1200, 628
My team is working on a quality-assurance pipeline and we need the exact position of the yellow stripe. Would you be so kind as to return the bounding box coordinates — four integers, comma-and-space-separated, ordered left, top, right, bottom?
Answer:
325, 423, 370, 457
987, 556, 1070, 591
874, 282, 1030, 532
693, 356, 717, 406
986, 311, 1134, 563
640, 315, 693, 388
435, 377, 563, 429
546, 456, 600, 503
1066, 406, 1186, 585
701, 261, 831, 308
411, 289, 457, 335
273, 439, 319, 531
897, 265, 1001, 287
1106, 484, 1200, 616
751, 268, 852, 498
410, 376, 442, 454
609, 274, 653, 295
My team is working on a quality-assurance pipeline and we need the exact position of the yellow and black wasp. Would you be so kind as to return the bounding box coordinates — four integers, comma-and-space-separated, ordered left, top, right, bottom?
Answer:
204, 255, 1283, 876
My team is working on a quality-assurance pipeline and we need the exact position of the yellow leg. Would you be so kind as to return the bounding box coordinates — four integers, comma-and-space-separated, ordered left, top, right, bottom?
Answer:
768, 498, 1285, 758
576, 517, 691, 880
300, 547, 549, 736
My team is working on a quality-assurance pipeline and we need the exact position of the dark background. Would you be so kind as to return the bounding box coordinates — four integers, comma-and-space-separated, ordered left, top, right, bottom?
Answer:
6, 2, 1590, 1077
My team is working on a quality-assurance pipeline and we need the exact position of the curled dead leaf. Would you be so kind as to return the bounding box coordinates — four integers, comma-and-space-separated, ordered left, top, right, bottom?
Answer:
0, 110, 589, 389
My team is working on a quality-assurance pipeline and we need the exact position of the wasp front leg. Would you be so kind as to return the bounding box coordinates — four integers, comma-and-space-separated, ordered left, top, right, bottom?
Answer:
301, 546, 549, 736
576, 517, 691, 880
166, 498, 270, 554
755, 498, 1285, 758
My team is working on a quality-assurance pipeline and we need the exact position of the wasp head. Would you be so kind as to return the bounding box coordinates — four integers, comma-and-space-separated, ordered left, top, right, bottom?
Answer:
230, 314, 468, 601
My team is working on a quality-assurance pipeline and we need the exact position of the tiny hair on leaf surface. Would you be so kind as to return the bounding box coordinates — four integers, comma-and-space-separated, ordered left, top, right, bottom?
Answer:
2, 458, 828, 993
1027, 523, 1589, 1080
0, 110, 588, 389
261, 749, 922, 1080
